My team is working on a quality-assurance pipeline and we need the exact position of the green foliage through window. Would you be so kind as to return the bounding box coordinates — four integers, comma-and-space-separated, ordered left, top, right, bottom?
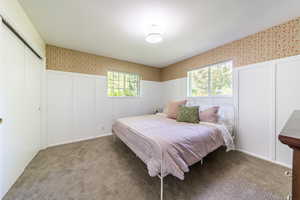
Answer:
107, 71, 140, 97
188, 61, 233, 97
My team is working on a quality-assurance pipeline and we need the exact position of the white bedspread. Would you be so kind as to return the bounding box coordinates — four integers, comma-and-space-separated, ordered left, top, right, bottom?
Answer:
112, 114, 234, 180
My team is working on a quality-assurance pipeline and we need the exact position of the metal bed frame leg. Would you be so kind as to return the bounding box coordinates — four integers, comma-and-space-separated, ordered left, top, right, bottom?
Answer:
160, 176, 163, 200
160, 150, 164, 200
159, 158, 202, 200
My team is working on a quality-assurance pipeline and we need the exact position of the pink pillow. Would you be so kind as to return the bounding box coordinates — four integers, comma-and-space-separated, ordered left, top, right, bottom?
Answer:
167, 100, 187, 119
199, 106, 220, 123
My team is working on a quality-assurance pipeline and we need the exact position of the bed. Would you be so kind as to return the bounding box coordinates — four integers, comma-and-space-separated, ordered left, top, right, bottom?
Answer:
112, 105, 235, 200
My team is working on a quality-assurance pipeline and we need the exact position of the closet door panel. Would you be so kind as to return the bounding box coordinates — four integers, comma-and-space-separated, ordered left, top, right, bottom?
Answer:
24, 49, 42, 162
1, 24, 27, 196
276, 58, 300, 166
238, 63, 274, 159
0, 21, 4, 199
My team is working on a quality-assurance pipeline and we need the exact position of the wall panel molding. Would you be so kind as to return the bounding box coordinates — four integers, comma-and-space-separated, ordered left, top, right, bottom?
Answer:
46, 70, 162, 147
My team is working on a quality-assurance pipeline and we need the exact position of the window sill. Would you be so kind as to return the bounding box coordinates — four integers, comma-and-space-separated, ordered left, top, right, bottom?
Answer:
187, 95, 233, 99
107, 96, 141, 99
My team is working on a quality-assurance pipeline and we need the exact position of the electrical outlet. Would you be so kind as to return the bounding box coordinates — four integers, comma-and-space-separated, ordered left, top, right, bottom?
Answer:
285, 171, 292, 177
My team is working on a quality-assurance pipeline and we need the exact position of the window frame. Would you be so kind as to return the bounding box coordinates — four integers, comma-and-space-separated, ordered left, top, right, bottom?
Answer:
107, 70, 141, 98
187, 60, 233, 98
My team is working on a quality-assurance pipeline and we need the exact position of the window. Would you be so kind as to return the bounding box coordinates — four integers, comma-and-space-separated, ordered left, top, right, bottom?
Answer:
107, 71, 140, 97
188, 61, 233, 97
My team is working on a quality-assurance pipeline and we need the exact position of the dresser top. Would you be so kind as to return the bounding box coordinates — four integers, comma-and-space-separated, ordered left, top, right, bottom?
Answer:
279, 110, 300, 149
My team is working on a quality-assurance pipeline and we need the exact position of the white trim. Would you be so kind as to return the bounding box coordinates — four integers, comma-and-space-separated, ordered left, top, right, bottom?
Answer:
107, 96, 142, 99
237, 149, 292, 169
187, 95, 233, 100
275, 54, 300, 64
235, 60, 276, 72
233, 69, 239, 137
274, 63, 279, 162
235, 54, 300, 72
46, 133, 112, 148
270, 65, 276, 161
41, 55, 47, 149
47, 69, 106, 79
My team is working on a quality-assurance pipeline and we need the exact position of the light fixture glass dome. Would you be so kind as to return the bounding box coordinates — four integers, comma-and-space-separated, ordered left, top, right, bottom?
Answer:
145, 24, 163, 44
146, 33, 163, 43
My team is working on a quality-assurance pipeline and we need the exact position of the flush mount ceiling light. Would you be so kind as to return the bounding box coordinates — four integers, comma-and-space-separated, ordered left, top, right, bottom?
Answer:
146, 24, 163, 44
146, 33, 163, 43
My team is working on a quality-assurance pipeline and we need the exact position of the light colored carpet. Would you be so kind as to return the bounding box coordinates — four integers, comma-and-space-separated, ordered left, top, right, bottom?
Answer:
4, 136, 291, 200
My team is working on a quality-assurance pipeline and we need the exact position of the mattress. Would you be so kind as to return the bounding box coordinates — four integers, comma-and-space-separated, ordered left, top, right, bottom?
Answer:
112, 114, 234, 180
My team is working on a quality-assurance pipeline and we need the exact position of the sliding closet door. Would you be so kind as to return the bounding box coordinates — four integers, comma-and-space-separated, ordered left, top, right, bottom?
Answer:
24, 48, 42, 159
276, 56, 300, 166
1, 22, 27, 195
0, 19, 5, 199
237, 62, 275, 159
0, 21, 41, 197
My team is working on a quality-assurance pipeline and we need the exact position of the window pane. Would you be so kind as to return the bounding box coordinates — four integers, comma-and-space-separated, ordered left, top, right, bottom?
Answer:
108, 71, 113, 80
210, 62, 232, 96
187, 61, 233, 97
107, 71, 140, 97
113, 72, 118, 80
107, 88, 112, 96
189, 68, 209, 96
119, 73, 124, 88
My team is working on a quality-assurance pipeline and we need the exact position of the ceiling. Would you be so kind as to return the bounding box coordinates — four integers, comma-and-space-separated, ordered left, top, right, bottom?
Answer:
19, 0, 300, 67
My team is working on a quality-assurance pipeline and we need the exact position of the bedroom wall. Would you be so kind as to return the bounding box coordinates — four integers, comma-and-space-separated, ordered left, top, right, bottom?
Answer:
46, 45, 162, 82
160, 16, 300, 169
46, 70, 162, 147
236, 55, 300, 168
45, 45, 163, 147
0, 0, 45, 199
161, 54, 300, 168
161, 17, 300, 81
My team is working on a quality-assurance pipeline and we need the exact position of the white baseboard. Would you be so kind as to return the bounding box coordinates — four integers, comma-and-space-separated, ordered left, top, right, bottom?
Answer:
237, 149, 292, 169
46, 133, 112, 148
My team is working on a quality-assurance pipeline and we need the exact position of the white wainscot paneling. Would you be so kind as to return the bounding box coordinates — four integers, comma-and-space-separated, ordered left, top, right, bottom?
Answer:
47, 72, 73, 146
46, 70, 163, 147
237, 62, 275, 160
276, 56, 300, 166
95, 77, 113, 134
162, 78, 187, 106
73, 75, 97, 141
158, 57, 300, 169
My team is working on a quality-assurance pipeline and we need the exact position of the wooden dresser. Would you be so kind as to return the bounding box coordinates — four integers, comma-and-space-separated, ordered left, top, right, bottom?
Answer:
279, 110, 300, 200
